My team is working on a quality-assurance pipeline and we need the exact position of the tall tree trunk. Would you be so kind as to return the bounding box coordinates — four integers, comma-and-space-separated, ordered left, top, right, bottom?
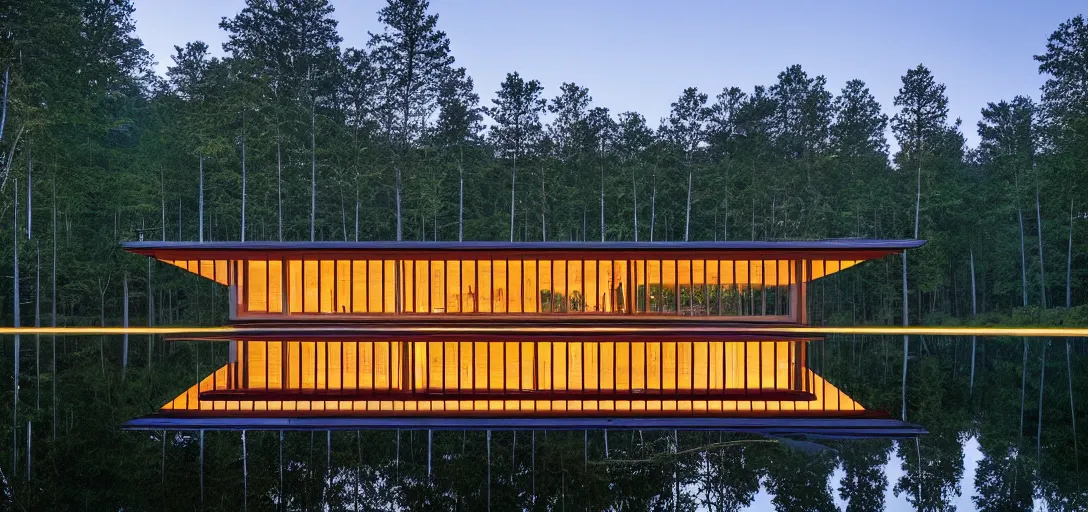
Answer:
1067, 339, 1079, 475
1020, 339, 1028, 448
632, 168, 638, 242
51, 178, 56, 440
395, 164, 402, 241
199, 429, 204, 509
277, 142, 283, 241
509, 155, 517, 242
582, 207, 587, 241
241, 110, 247, 241
685, 168, 692, 242
1036, 186, 1046, 309
355, 189, 360, 242
35, 244, 39, 409
339, 188, 347, 241
723, 195, 729, 241
0, 67, 8, 142
26, 138, 31, 239
311, 105, 317, 242
901, 250, 909, 422
13, 182, 20, 478
242, 430, 248, 510
199, 155, 204, 242
1068, 198, 1074, 309
969, 249, 978, 395
540, 161, 546, 241
147, 258, 153, 372
458, 146, 464, 242
160, 168, 166, 241
1067, 198, 1078, 475
650, 173, 657, 242
122, 273, 129, 378
600, 159, 605, 242
1019, 205, 1028, 307
1038, 342, 1047, 463
914, 160, 921, 239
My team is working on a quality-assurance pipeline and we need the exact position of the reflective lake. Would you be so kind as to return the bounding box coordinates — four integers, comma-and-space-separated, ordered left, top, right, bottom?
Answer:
3, 334, 1084, 510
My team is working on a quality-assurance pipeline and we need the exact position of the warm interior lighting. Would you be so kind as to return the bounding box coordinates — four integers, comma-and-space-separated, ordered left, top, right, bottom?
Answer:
160, 340, 859, 415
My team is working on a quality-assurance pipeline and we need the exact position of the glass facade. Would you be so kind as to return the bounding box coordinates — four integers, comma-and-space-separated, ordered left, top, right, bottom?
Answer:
164, 256, 861, 322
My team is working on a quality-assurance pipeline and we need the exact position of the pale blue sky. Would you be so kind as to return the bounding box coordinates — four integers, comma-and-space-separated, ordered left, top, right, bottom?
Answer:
132, 1, 1083, 149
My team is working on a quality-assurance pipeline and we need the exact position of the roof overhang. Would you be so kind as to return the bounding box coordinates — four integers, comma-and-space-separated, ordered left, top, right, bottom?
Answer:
123, 239, 925, 262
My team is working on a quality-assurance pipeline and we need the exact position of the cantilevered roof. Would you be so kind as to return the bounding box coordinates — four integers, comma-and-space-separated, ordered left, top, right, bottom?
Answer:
123, 239, 925, 261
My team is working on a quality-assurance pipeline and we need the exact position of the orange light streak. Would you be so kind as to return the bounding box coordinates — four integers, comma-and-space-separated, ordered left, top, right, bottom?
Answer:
0, 325, 1085, 337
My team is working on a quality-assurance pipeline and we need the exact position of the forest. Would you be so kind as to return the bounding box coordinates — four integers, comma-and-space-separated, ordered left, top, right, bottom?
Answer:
0, 1, 1086, 325
1, 0, 1088, 510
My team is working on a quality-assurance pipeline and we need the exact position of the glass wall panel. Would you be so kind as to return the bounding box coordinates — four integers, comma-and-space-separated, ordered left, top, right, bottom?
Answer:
220, 256, 874, 322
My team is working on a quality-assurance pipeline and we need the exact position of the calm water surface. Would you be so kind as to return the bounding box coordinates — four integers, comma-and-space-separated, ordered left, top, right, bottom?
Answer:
6, 335, 1084, 510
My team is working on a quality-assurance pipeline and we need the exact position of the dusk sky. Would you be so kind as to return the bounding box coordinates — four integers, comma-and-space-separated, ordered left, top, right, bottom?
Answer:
132, 0, 1082, 149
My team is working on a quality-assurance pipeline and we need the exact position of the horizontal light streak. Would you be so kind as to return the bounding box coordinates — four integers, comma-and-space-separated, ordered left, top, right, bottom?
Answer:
1, 325, 1086, 337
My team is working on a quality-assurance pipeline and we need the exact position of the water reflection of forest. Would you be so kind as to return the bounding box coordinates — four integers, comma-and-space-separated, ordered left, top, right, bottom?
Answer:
4, 335, 1086, 510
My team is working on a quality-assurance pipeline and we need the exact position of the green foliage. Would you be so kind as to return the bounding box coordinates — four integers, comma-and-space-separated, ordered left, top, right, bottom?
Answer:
2, 1, 1088, 507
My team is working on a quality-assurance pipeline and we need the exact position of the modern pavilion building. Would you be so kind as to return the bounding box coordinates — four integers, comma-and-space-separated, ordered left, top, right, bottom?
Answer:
120, 240, 925, 437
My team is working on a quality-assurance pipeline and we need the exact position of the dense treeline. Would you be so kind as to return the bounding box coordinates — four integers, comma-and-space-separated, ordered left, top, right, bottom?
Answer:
1, 1, 1087, 327
1, 2, 1088, 509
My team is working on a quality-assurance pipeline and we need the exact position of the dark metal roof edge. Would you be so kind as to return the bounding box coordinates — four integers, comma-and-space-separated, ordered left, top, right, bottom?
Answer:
123, 239, 926, 252
122, 416, 926, 437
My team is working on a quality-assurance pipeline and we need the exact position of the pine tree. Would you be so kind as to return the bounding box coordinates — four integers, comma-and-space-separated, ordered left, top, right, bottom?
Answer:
660, 87, 709, 241
486, 72, 546, 242
892, 64, 950, 239
369, 0, 453, 240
